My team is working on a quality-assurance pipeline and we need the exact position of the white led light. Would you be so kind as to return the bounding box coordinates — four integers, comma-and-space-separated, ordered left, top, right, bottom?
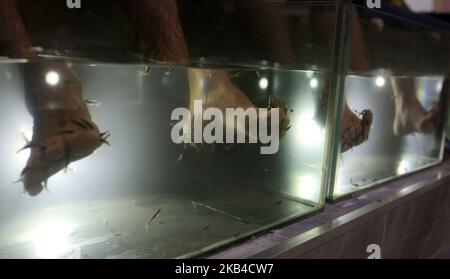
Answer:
436, 81, 444, 93
296, 175, 318, 201
375, 76, 385, 87
259, 78, 269, 90
397, 160, 409, 175
310, 78, 319, 89
21, 220, 77, 259
45, 71, 60, 86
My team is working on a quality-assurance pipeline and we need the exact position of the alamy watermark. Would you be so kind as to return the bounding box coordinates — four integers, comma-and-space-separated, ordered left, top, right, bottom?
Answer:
366, 0, 381, 9
170, 100, 280, 155
66, 0, 81, 9
367, 244, 382, 259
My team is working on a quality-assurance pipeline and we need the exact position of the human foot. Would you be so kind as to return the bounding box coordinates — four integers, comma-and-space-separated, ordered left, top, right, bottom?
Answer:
187, 69, 290, 145
393, 98, 440, 136
341, 103, 373, 153
392, 78, 441, 136
18, 61, 109, 196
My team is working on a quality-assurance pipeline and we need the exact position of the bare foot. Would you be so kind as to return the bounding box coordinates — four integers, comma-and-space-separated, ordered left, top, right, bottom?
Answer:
392, 78, 440, 136
393, 97, 440, 136
18, 61, 109, 196
187, 69, 290, 144
341, 103, 373, 153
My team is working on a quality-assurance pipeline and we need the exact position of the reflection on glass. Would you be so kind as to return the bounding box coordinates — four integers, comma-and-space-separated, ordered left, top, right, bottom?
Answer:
25, 220, 77, 259
375, 76, 386, 87
330, 3, 449, 200
45, 71, 60, 86
310, 77, 319, 89
335, 75, 446, 198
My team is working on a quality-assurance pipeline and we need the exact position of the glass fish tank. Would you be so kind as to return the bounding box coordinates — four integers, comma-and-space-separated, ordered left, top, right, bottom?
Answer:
0, 0, 338, 258
328, 1, 450, 200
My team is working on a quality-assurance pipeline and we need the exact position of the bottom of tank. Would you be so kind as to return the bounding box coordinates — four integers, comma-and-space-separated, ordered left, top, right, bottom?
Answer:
0, 184, 316, 259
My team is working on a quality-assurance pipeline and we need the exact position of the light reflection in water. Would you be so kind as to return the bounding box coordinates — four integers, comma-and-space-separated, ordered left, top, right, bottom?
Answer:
45, 71, 60, 86
309, 77, 319, 89
375, 76, 386, 87
259, 77, 269, 90
22, 219, 77, 258
296, 175, 318, 201
294, 105, 324, 147
397, 159, 410, 175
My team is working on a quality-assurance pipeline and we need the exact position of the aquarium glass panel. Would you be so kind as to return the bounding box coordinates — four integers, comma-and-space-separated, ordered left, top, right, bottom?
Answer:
0, 0, 337, 258
330, 3, 450, 200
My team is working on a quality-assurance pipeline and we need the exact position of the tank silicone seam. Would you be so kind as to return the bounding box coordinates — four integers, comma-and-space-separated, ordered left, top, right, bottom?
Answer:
325, 1, 354, 200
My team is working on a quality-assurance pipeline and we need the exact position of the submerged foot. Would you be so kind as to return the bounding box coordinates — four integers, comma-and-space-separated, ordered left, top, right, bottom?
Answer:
393, 97, 440, 136
187, 69, 290, 147
18, 62, 109, 196
391, 77, 441, 136
341, 104, 373, 153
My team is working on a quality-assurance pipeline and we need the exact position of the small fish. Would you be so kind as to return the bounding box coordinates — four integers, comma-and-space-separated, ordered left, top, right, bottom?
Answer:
20, 166, 31, 176
43, 180, 50, 193
100, 131, 111, 146
256, 71, 261, 78
203, 225, 210, 231
177, 154, 183, 162
13, 178, 23, 184
233, 231, 241, 237
146, 208, 162, 226
231, 71, 243, 78
189, 142, 201, 152
81, 118, 94, 129
275, 201, 283, 205
71, 118, 89, 129
140, 65, 150, 76
164, 67, 175, 76
192, 201, 198, 209
350, 179, 359, 187
84, 99, 101, 107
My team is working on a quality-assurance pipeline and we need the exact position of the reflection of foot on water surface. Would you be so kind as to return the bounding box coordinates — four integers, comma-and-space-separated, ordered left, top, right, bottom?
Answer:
18, 61, 110, 196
